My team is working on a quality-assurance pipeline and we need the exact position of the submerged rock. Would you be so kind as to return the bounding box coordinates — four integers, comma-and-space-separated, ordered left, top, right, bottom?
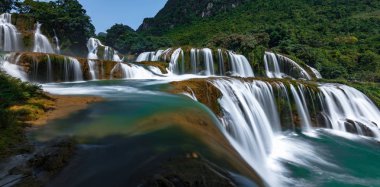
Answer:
140, 152, 236, 187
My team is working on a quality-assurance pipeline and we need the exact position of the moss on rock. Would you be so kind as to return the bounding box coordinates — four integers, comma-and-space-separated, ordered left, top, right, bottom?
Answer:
138, 61, 168, 73
169, 78, 223, 116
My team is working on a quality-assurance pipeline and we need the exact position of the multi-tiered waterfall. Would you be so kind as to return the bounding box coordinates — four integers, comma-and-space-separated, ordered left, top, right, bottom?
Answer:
178, 78, 380, 186
137, 48, 256, 77
0, 13, 20, 52
0, 13, 379, 186
178, 79, 380, 186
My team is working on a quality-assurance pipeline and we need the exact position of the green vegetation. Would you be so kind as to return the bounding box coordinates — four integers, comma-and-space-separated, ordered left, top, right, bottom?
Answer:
13, 0, 95, 56
0, 0, 16, 13
99, 24, 172, 54
0, 71, 47, 159
103, 0, 380, 82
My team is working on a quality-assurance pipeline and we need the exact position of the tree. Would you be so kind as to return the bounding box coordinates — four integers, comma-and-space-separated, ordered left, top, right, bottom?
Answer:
20, 0, 95, 56
105, 24, 135, 48
0, 0, 16, 13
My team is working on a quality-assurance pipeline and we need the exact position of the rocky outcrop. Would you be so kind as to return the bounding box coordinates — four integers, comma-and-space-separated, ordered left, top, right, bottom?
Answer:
138, 61, 168, 74
169, 78, 223, 116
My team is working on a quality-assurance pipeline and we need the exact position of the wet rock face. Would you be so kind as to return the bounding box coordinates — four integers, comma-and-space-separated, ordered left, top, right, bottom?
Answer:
169, 78, 223, 116
28, 137, 76, 173
10, 137, 77, 186
344, 119, 375, 137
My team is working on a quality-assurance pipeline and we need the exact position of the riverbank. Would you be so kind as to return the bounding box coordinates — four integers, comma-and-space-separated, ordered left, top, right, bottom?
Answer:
28, 94, 104, 126
0, 88, 103, 160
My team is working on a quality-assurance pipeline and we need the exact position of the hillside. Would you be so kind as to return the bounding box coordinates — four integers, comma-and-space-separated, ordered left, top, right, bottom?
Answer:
138, 0, 248, 35
131, 0, 380, 81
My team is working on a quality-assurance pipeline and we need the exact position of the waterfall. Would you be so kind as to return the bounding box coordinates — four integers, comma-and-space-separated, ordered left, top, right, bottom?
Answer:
168, 48, 182, 74
87, 38, 101, 60
46, 55, 53, 82
111, 63, 157, 79
290, 84, 312, 131
33, 22, 55, 54
218, 49, 224, 75
190, 49, 197, 74
211, 79, 282, 186
53, 31, 60, 54
87, 38, 100, 80
264, 52, 282, 78
0, 54, 26, 81
87, 60, 97, 80
0, 13, 20, 52
162, 48, 172, 62
264, 52, 312, 80
136, 52, 155, 62
227, 51, 254, 77
136, 49, 169, 62
183, 78, 380, 186
63, 57, 83, 82
319, 84, 380, 138
152, 50, 164, 61
201, 48, 215, 76
307, 65, 322, 79
148, 66, 162, 74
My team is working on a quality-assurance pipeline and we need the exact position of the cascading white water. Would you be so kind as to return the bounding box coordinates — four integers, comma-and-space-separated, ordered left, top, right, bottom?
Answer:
227, 51, 254, 77
111, 63, 157, 79
201, 48, 215, 76
136, 52, 155, 62
136, 50, 165, 62
152, 50, 164, 61
264, 52, 312, 80
307, 65, 322, 79
290, 84, 312, 131
33, 22, 55, 54
148, 66, 162, 74
87, 38, 100, 79
162, 48, 172, 62
46, 55, 53, 82
0, 54, 26, 81
319, 84, 380, 138
217, 49, 224, 75
53, 32, 60, 54
63, 57, 83, 82
168, 48, 182, 74
0, 13, 20, 52
87, 38, 101, 60
190, 49, 197, 74
264, 52, 282, 78
211, 79, 283, 186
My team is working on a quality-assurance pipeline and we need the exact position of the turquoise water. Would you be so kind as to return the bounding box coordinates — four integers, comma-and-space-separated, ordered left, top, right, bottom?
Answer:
32, 80, 380, 187
32, 79, 259, 186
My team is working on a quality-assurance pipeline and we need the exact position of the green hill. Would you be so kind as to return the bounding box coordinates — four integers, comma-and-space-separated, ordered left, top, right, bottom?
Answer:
106, 0, 380, 81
